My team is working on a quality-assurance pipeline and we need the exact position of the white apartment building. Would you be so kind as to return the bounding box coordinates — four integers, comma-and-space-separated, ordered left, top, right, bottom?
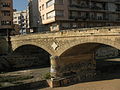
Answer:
13, 10, 29, 34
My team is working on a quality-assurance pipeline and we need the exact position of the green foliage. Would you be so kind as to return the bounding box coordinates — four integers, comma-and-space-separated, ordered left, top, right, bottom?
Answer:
43, 73, 51, 79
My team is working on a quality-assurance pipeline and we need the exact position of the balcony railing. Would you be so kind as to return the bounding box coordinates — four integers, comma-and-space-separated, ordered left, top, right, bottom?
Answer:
69, 5, 89, 9
69, 16, 109, 21
116, 0, 120, 2
90, 5, 106, 10
116, 18, 120, 21
115, 0, 120, 4
116, 9, 120, 12
69, 4, 107, 11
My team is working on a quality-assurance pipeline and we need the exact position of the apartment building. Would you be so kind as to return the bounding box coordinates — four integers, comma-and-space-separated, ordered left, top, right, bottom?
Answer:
28, 0, 45, 33
0, 0, 13, 35
13, 10, 29, 34
39, 0, 120, 31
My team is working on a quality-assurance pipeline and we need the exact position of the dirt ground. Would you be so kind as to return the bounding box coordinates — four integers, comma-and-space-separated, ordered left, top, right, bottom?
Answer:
36, 58, 120, 90
0, 67, 50, 87
41, 79, 120, 90
1, 58, 120, 89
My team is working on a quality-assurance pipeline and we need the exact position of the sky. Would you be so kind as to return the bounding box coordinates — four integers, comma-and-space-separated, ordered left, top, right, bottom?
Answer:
13, 0, 28, 11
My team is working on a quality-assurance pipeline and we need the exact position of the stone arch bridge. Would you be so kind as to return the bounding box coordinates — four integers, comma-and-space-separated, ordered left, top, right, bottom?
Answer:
10, 27, 120, 87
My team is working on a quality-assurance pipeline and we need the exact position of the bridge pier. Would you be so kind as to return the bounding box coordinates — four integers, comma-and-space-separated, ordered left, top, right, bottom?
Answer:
49, 56, 61, 87
49, 54, 96, 88
50, 56, 60, 78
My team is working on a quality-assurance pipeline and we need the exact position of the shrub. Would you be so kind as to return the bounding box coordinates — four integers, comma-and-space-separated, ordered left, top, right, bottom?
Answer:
44, 73, 51, 79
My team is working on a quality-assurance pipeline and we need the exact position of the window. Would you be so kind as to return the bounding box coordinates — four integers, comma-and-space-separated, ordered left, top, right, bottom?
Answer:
56, 10, 64, 17
116, 4, 120, 11
52, 24, 57, 30
46, 11, 55, 19
71, 11, 78, 18
62, 23, 70, 29
18, 21, 21, 24
14, 17, 17, 19
56, 0, 63, 4
18, 15, 24, 20
40, 6, 41, 11
2, 11, 10, 16
1, 3, 10, 7
1, 21, 11, 25
46, 0, 55, 8
97, 13, 103, 20
42, 15, 45, 20
42, 4, 44, 10
14, 21, 17, 24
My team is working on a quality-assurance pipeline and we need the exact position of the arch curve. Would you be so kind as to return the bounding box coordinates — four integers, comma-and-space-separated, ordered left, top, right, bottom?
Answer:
12, 42, 55, 56
58, 38, 120, 56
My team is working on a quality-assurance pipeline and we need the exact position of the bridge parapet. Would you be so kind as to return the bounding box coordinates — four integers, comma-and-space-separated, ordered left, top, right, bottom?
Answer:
11, 26, 120, 41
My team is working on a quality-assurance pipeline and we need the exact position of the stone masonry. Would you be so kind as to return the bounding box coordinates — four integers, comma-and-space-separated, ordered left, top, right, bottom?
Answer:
2, 26, 120, 87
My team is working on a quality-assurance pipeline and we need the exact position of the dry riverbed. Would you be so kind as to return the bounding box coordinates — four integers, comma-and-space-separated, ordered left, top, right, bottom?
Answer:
0, 67, 50, 88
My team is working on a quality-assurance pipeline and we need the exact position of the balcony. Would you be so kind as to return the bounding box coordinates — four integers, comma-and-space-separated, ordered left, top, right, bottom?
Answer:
116, 8, 120, 12
69, 4, 107, 12
116, 18, 120, 21
69, 5, 89, 9
90, 0, 111, 3
69, 16, 109, 22
115, 0, 120, 4
90, 5, 106, 10
0, 6, 11, 11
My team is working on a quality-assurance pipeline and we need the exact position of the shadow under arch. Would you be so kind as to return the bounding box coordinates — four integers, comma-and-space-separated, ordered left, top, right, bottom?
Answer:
58, 38, 120, 56
12, 42, 55, 57
11, 44, 52, 71
60, 42, 101, 57
57, 42, 120, 85
60, 42, 120, 57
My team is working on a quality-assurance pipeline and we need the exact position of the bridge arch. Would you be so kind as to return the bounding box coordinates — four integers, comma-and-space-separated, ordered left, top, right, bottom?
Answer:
11, 44, 53, 69
12, 42, 55, 56
56, 38, 120, 81
59, 38, 120, 56
13, 44, 52, 55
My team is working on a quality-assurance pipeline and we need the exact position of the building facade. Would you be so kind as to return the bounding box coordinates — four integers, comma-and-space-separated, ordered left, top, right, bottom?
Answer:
13, 10, 29, 34
0, 0, 13, 35
28, 0, 48, 33
39, 0, 120, 31
28, 0, 42, 32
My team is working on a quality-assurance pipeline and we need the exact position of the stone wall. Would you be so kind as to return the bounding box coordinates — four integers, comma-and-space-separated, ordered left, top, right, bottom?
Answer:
50, 54, 96, 87
95, 45, 119, 59
0, 56, 11, 71
0, 37, 8, 55
7, 55, 46, 68
9, 45, 50, 69
0, 54, 50, 72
